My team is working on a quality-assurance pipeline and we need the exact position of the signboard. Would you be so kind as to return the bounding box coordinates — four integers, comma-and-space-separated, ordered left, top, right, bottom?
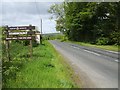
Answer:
9, 32, 28, 35
4, 25, 35, 61
8, 26, 35, 30
8, 31, 35, 35
6, 37, 32, 40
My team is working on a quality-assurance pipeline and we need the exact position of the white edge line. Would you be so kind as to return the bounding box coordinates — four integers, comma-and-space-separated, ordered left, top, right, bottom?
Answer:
105, 50, 118, 54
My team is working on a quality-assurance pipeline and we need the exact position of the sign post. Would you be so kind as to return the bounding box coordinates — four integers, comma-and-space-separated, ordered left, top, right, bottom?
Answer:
5, 26, 10, 61
29, 25, 33, 58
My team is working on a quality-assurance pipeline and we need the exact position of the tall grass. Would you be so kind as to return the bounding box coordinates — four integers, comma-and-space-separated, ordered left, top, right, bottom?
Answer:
2, 42, 30, 87
3, 41, 76, 88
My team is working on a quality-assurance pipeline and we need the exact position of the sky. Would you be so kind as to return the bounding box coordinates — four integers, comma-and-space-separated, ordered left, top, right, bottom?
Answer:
0, 0, 118, 34
0, 1, 61, 34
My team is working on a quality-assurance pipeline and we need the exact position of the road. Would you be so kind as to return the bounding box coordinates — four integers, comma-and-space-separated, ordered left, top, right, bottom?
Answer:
49, 40, 118, 88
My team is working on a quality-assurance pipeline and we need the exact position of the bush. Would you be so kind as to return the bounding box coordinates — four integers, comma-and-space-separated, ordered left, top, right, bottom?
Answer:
96, 37, 109, 45
110, 32, 120, 45
32, 39, 39, 47
60, 35, 68, 42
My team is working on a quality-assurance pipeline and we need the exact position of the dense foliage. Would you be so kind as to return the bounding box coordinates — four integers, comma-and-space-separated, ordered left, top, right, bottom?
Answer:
48, 2, 120, 45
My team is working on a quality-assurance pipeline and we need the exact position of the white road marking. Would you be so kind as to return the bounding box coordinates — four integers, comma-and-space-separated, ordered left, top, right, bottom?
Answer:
71, 46, 80, 49
105, 50, 118, 54
84, 50, 101, 56
114, 60, 119, 62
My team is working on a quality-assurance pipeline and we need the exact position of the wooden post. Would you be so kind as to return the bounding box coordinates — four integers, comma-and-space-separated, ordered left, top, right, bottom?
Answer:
40, 19, 42, 44
29, 25, 33, 58
6, 40, 10, 61
5, 26, 10, 61
30, 39, 33, 58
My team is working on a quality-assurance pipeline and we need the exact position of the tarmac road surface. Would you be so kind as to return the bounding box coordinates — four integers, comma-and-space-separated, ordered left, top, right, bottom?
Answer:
49, 40, 118, 88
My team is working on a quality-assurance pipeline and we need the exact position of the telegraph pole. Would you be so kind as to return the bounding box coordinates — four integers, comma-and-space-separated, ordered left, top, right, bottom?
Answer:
40, 19, 42, 44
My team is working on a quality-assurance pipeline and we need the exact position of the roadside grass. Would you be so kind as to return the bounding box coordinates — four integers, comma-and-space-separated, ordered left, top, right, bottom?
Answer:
2, 42, 31, 87
5, 41, 77, 88
66, 40, 119, 52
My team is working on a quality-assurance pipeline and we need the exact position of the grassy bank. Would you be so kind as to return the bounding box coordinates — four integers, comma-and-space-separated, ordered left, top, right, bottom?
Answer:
66, 40, 119, 52
4, 41, 77, 88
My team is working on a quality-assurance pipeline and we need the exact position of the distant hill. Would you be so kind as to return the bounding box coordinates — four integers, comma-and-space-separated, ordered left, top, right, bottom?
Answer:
42, 33, 63, 40
42, 33, 63, 36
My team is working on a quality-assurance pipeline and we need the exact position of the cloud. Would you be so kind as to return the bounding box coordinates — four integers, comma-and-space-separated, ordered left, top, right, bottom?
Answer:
2, 0, 64, 2
2, 2, 52, 15
1, 2, 60, 34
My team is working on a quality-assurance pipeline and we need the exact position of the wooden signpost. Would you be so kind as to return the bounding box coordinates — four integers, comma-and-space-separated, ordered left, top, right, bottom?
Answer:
5, 26, 10, 61
4, 25, 35, 61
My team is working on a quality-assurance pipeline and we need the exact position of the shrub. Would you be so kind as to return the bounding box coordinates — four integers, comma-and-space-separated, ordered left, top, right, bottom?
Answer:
96, 37, 109, 45
110, 32, 120, 45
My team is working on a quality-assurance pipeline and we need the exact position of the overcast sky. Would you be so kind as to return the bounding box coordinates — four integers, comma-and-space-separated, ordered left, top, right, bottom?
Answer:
0, 2, 61, 34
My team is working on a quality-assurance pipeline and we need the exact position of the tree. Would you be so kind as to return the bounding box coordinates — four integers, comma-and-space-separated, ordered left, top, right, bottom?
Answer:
48, 2, 120, 45
48, 3, 65, 34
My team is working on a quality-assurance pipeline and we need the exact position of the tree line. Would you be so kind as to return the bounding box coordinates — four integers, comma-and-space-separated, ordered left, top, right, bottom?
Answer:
48, 2, 120, 45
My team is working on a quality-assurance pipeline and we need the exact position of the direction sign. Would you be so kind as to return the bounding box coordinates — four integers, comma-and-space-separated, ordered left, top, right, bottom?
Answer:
8, 31, 36, 35
6, 37, 32, 40
8, 26, 35, 30
4, 25, 35, 60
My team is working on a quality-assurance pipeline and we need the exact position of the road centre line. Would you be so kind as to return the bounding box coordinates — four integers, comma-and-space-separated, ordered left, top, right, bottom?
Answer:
84, 50, 101, 56
71, 46, 101, 56
71, 46, 80, 49
71, 46, 118, 61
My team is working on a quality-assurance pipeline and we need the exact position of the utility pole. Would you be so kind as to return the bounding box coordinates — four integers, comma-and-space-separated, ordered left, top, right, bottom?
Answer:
40, 19, 42, 44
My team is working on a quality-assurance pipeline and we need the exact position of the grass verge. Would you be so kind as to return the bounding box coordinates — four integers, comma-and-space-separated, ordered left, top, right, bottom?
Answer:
66, 40, 119, 52
5, 41, 77, 88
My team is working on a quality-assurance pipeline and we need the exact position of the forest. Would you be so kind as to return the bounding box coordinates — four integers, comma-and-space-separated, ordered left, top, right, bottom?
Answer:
48, 2, 120, 45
